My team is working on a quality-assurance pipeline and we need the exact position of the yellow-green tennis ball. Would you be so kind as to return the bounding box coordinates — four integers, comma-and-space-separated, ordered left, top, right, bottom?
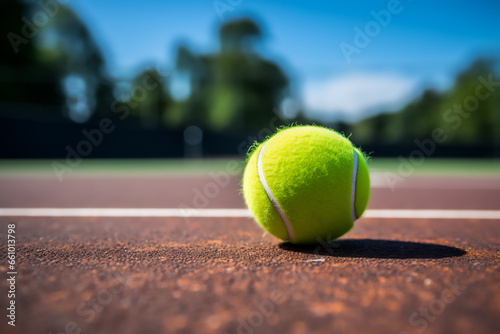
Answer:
242, 125, 370, 244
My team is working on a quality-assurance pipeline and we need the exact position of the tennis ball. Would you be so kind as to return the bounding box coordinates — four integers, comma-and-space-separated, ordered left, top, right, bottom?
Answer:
242, 125, 370, 244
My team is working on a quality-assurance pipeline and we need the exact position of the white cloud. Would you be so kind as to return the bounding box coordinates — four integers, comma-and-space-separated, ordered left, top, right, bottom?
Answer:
303, 72, 418, 122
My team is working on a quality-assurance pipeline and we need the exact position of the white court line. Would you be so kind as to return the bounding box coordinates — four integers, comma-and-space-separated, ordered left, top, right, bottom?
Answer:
0, 208, 499, 219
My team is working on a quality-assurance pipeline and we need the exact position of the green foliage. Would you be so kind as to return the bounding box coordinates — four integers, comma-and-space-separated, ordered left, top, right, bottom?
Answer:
219, 18, 262, 53
438, 59, 497, 144
348, 59, 499, 146
0, 0, 112, 121
129, 69, 172, 128
0, 0, 63, 112
171, 18, 289, 134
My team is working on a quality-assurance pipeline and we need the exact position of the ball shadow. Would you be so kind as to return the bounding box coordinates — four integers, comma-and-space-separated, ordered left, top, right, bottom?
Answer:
279, 239, 466, 259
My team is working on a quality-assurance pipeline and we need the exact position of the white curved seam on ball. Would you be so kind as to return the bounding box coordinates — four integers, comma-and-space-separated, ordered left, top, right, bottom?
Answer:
350, 149, 359, 222
257, 142, 295, 241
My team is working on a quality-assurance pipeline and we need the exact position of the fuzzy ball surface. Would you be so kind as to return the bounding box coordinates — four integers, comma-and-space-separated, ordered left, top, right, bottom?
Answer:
242, 125, 370, 244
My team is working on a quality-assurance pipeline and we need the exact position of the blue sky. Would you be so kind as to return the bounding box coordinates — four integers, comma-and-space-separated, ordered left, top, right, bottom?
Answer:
67, 0, 500, 121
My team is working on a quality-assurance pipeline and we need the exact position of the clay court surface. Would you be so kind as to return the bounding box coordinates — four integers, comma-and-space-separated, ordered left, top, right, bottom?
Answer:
0, 160, 499, 334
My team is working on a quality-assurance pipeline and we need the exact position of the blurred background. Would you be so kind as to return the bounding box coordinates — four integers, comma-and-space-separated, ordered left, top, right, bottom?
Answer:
1, 0, 499, 159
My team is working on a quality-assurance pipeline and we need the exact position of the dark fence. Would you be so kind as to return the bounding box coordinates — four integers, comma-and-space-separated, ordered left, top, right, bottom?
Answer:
0, 117, 498, 158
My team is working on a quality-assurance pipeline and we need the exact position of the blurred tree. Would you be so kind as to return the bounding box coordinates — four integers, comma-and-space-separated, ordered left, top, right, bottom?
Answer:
0, 0, 64, 117
348, 58, 498, 148
130, 68, 172, 128
37, 4, 112, 122
219, 18, 261, 53
166, 46, 206, 128
0, 0, 113, 123
381, 89, 442, 143
171, 18, 289, 134
438, 59, 497, 145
